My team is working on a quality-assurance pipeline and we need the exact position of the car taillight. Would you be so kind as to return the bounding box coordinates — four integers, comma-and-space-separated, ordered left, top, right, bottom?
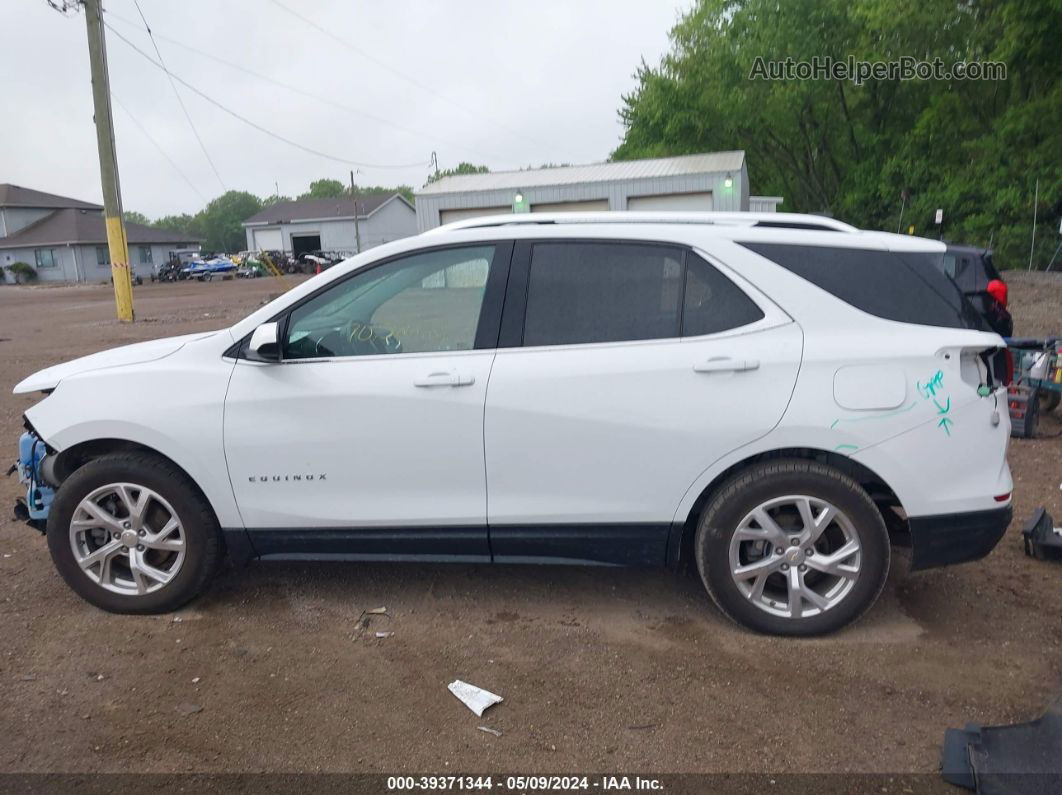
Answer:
987, 278, 1008, 309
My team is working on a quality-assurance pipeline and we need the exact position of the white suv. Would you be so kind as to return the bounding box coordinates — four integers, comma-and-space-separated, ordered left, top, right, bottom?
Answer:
12, 212, 1013, 635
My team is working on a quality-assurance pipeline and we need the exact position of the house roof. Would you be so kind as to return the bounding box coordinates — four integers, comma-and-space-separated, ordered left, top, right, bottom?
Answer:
242, 193, 411, 225
0, 184, 102, 210
0, 208, 197, 249
416, 151, 747, 197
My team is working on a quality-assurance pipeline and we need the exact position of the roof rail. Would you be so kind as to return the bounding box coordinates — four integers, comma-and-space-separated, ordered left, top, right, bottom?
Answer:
426, 211, 858, 235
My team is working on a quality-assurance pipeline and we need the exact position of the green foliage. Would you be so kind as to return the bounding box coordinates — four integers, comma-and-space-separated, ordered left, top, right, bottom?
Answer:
197, 191, 263, 252
614, 0, 1062, 268
5, 261, 38, 283
298, 178, 347, 200
426, 162, 490, 184
123, 211, 152, 227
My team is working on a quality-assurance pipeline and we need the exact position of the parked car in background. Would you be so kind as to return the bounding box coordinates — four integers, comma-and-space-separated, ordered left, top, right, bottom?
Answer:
13, 212, 1012, 636
942, 245, 1013, 337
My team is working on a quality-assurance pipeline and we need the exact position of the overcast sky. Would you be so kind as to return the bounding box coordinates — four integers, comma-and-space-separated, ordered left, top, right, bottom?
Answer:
4, 0, 685, 218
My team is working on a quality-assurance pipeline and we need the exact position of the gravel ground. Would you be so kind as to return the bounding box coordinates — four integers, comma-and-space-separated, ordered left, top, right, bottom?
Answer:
0, 273, 1059, 777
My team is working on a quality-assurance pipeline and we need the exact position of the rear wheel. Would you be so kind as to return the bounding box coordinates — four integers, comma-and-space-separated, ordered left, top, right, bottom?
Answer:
695, 460, 890, 636
1039, 390, 1060, 414
46, 452, 222, 614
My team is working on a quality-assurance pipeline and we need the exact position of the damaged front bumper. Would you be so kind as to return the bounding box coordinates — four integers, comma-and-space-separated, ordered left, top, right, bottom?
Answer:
10, 430, 53, 532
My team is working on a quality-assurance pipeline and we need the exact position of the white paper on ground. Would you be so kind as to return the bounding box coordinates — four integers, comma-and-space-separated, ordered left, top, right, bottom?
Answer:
448, 680, 503, 717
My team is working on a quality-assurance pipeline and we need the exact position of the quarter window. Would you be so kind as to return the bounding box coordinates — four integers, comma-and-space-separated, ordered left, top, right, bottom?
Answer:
740, 243, 984, 330
522, 242, 684, 346
283, 245, 495, 360
682, 253, 764, 336
34, 248, 57, 268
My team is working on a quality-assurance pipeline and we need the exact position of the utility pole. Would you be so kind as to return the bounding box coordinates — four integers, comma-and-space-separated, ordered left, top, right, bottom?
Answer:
84, 0, 134, 321
1028, 177, 1039, 271
350, 170, 361, 254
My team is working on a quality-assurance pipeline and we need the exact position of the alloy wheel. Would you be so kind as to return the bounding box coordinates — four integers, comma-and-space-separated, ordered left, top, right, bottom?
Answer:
728, 494, 861, 619
69, 482, 186, 596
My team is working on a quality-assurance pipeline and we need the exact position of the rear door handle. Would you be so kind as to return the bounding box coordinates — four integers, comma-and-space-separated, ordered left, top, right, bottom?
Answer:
693, 357, 760, 373
413, 371, 475, 387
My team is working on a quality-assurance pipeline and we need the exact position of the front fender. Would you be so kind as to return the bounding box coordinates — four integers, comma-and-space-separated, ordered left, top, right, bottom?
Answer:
22, 348, 242, 529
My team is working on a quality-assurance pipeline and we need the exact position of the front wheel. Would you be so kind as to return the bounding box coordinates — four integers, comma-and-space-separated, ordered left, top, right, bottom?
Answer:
695, 460, 890, 636
46, 452, 222, 614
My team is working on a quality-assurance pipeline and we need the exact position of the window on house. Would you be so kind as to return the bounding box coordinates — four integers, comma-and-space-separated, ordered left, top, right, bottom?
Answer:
139, 246, 153, 265
34, 249, 57, 268
96, 246, 110, 266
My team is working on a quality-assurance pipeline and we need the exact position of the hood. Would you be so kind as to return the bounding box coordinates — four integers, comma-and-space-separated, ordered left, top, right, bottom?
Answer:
13, 332, 218, 394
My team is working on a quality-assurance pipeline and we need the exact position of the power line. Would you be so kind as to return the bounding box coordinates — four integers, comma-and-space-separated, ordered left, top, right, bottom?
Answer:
262, 0, 560, 155
131, 0, 226, 191
105, 10, 513, 164
104, 22, 430, 171
111, 92, 209, 204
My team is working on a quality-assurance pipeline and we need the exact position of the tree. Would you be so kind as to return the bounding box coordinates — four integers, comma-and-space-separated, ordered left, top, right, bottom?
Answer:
152, 213, 200, 241
614, 0, 1062, 267
298, 178, 346, 200
5, 262, 37, 284
426, 162, 489, 185
196, 191, 262, 252
123, 210, 152, 227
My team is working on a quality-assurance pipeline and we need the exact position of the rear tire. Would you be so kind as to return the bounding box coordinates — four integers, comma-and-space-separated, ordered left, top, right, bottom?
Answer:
1039, 390, 1060, 414
46, 452, 222, 614
694, 459, 890, 636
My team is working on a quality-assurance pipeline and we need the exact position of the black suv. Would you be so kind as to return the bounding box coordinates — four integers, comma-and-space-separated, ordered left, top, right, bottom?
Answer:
942, 245, 1012, 337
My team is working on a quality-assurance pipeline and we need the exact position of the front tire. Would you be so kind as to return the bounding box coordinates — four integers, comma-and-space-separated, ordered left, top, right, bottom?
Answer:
694, 459, 890, 636
46, 452, 222, 614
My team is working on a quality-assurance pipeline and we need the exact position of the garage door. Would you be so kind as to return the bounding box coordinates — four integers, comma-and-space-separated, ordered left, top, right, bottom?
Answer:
627, 192, 713, 211
531, 199, 609, 213
440, 206, 511, 225
253, 228, 283, 251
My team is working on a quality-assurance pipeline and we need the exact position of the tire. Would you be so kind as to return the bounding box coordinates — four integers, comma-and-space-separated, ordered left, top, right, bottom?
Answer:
694, 459, 890, 636
1039, 390, 1060, 414
1022, 391, 1040, 438
46, 452, 222, 614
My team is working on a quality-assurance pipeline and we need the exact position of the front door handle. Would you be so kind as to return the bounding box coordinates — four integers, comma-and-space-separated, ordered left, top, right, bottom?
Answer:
413, 371, 476, 388
693, 357, 760, 373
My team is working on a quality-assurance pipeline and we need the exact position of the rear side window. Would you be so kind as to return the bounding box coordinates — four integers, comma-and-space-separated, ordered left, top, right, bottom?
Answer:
683, 253, 764, 336
523, 243, 684, 346
740, 243, 984, 330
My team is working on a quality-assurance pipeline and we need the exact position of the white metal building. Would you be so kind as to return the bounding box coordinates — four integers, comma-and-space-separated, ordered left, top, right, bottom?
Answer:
242, 194, 417, 257
415, 151, 779, 231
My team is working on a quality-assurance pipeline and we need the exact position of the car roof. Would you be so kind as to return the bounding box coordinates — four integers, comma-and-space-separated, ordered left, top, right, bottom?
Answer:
423, 211, 946, 253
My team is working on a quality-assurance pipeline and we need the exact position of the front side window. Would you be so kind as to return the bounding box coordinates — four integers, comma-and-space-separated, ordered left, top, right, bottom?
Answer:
522, 242, 684, 346
34, 248, 57, 268
283, 245, 495, 360
96, 246, 110, 266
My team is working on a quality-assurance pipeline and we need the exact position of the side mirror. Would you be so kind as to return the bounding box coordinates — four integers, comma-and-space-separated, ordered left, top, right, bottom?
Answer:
248, 321, 280, 361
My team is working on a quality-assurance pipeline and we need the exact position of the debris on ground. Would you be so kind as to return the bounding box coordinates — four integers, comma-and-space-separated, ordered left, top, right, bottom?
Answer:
477, 726, 502, 737
448, 680, 503, 717
353, 606, 393, 639
942, 693, 1062, 792
175, 703, 203, 716
1022, 507, 1062, 561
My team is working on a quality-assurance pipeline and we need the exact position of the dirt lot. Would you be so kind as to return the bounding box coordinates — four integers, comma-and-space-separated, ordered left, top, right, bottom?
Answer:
0, 273, 1060, 777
